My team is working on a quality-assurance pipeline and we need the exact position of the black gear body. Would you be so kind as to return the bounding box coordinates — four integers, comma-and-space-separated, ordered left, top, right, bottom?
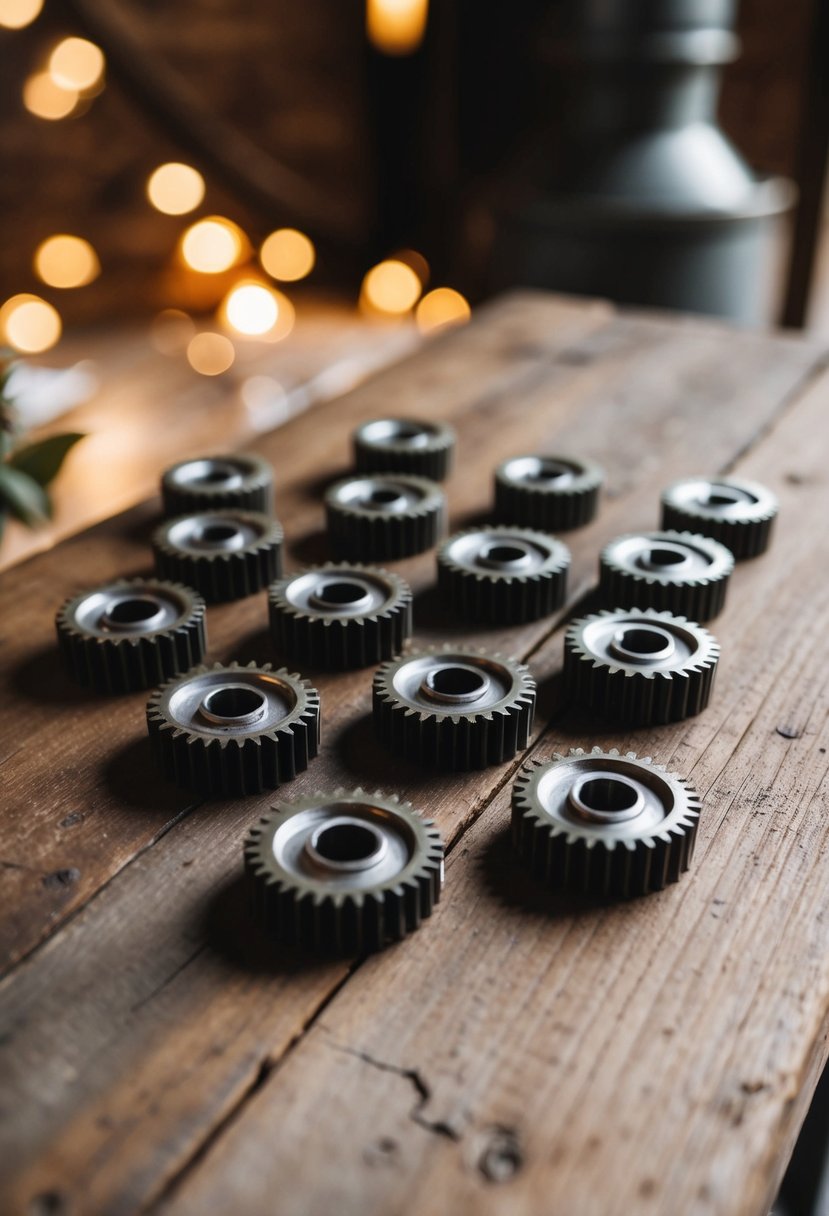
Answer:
153, 510, 283, 602
599, 530, 734, 621
564, 608, 719, 725
437, 526, 570, 624
269, 564, 412, 669
325, 473, 445, 560
245, 789, 444, 953
660, 476, 778, 559
147, 661, 320, 795
56, 578, 206, 693
373, 648, 536, 770
353, 418, 455, 481
512, 748, 701, 898
161, 453, 274, 516
495, 454, 603, 531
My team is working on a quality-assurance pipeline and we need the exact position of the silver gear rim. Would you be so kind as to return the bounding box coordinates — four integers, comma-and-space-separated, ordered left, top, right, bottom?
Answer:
353, 417, 456, 481
245, 787, 444, 953
325, 472, 446, 560
161, 453, 274, 516
147, 661, 320, 795
373, 647, 536, 770
152, 509, 284, 602
56, 578, 206, 693
437, 525, 570, 624
512, 747, 701, 898
564, 607, 720, 725
268, 563, 412, 669
660, 475, 778, 559
599, 529, 734, 621
494, 454, 603, 531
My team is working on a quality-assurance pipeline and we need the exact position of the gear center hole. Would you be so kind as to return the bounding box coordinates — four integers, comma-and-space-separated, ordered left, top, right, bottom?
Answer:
619, 627, 670, 655
199, 466, 236, 484
200, 523, 239, 544
568, 773, 646, 824
485, 544, 527, 564
202, 686, 266, 721
318, 581, 368, 606
107, 597, 162, 625
314, 821, 381, 863
370, 488, 402, 505
426, 665, 487, 699
648, 547, 687, 568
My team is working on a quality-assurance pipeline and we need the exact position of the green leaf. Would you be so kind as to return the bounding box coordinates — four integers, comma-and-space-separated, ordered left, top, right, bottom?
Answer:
9, 432, 85, 487
0, 465, 51, 526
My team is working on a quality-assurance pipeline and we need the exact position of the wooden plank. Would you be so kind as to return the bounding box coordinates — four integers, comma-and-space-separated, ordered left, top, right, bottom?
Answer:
146, 333, 829, 1216
0, 295, 824, 1216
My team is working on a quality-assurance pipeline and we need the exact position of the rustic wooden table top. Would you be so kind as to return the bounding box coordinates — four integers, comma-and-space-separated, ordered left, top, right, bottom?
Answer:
1, 291, 828, 1216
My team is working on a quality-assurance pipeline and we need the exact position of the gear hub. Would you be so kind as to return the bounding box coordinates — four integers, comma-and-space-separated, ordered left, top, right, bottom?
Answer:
494, 454, 603, 531
153, 510, 283, 602
325, 473, 446, 560
161, 453, 274, 516
660, 475, 777, 559
599, 529, 734, 620
437, 526, 570, 624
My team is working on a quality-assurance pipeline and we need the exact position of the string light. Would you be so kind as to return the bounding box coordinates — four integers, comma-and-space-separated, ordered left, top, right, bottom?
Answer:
34, 235, 100, 289
366, 0, 428, 55
0, 0, 42, 29
146, 163, 205, 216
415, 287, 471, 333
150, 309, 196, 355
23, 71, 78, 120
222, 282, 280, 337
48, 37, 105, 92
0, 293, 62, 353
180, 217, 245, 274
259, 229, 315, 282
361, 259, 421, 316
186, 332, 235, 376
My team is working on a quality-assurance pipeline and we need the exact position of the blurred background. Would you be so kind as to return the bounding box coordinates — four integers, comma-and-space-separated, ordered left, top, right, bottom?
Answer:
0, 0, 826, 569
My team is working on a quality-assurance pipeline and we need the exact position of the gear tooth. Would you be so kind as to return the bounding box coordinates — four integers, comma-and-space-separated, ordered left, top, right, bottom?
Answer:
153, 510, 283, 603
56, 579, 207, 694
147, 664, 321, 796
162, 453, 274, 516
325, 473, 446, 560
512, 749, 700, 898
353, 418, 456, 482
245, 791, 444, 953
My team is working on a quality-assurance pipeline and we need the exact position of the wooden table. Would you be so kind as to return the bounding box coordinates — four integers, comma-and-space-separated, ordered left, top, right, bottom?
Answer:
1, 292, 828, 1216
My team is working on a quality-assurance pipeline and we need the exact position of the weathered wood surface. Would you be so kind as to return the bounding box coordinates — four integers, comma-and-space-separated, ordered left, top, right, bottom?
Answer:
0, 292, 827, 1216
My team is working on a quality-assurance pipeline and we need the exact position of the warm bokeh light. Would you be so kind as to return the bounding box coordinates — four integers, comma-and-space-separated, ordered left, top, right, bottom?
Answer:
0, 293, 62, 353
415, 287, 471, 333
268, 290, 295, 342
180, 217, 245, 274
146, 162, 205, 216
361, 259, 422, 316
49, 37, 105, 92
394, 248, 430, 287
23, 71, 78, 120
0, 0, 43, 29
259, 228, 315, 282
223, 282, 279, 336
366, 0, 428, 55
34, 235, 100, 289
186, 332, 235, 376
150, 309, 196, 355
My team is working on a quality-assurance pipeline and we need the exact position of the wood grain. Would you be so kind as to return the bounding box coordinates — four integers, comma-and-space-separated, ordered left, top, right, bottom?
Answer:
0, 293, 827, 1216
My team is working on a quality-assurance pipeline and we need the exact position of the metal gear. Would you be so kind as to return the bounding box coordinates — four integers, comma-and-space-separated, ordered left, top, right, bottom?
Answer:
56, 578, 206, 693
494, 454, 603, 531
152, 510, 284, 603
373, 647, 536, 770
564, 607, 719, 725
325, 472, 446, 560
599, 529, 734, 621
512, 747, 701, 898
353, 417, 456, 481
660, 475, 778, 559
269, 563, 412, 669
437, 526, 570, 624
244, 788, 444, 953
161, 453, 274, 516
147, 661, 320, 796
